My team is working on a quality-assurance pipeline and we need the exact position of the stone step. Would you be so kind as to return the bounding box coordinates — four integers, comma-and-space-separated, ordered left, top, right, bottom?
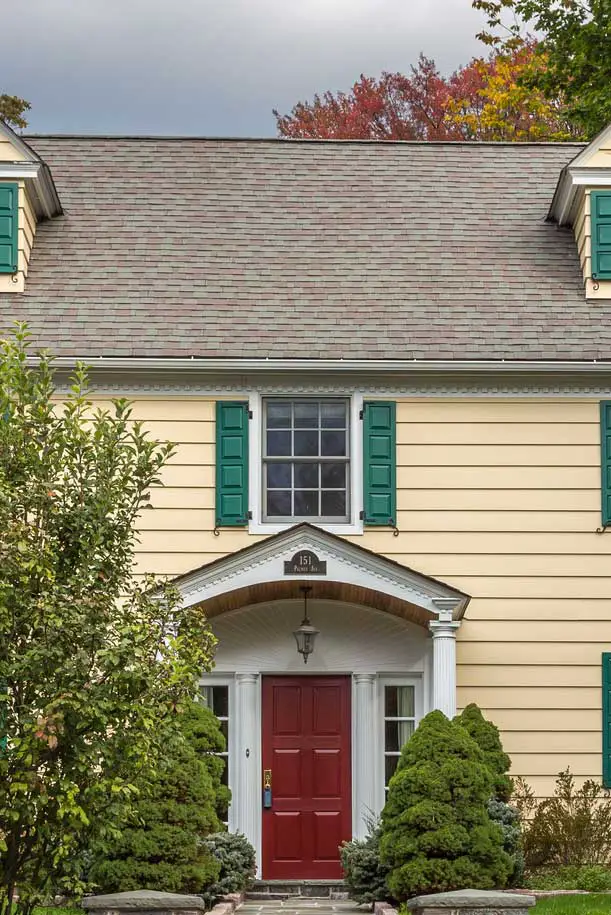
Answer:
247, 882, 347, 900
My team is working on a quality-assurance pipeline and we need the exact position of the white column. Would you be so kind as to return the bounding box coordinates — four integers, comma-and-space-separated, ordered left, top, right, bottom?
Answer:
353, 673, 377, 839
235, 673, 259, 853
428, 620, 461, 718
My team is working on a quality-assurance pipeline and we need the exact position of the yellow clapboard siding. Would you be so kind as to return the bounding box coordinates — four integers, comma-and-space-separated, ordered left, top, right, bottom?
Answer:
450, 576, 611, 598
395, 401, 597, 423
401, 489, 598, 511
502, 731, 600, 754
394, 510, 596, 532
158, 464, 214, 488
166, 443, 213, 465
375, 554, 611, 575
464, 597, 611, 621
149, 487, 214, 510
138, 529, 266, 552
477, 708, 600, 732
91, 399, 217, 422
397, 423, 599, 446
134, 551, 244, 576
459, 619, 611, 642
507, 753, 599, 776
360, 532, 611, 554
397, 465, 599, 489
457, 686, 600, 709
458, 665, 601, 688
0, 139, 25, 161
397, 444, 598, 467
458, 642, 609, 666
134, 421, 215, 444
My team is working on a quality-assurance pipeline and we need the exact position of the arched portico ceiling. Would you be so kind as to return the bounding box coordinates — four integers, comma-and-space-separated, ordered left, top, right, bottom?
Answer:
172, 523, 470, 625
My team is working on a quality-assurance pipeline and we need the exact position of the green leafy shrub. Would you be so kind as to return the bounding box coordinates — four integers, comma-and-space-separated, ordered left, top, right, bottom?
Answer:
455, 704, 512, 802
200, 832, 256, 904
379, 710, 512, 901
90, 701, 224, 893
340, 817, 390, 904
514, 769, 611, 869
527, 865, 611, 892
455, 704, 522, 884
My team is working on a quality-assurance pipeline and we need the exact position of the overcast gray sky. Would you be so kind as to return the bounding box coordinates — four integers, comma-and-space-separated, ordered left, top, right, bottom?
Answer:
4, 0, 487, 136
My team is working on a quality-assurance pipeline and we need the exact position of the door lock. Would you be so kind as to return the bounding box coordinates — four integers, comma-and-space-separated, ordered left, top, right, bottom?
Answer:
263, 769, 272, 808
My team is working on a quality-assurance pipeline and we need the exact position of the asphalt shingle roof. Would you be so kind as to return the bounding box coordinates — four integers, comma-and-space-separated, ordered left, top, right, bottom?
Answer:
0, 135, 602, 360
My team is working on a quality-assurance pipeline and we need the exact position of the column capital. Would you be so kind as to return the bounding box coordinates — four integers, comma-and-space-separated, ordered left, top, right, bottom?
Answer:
428, 619, 461, 639
235, 672, 258, 684
431, 597, 462, 621
354, 672, 377, 684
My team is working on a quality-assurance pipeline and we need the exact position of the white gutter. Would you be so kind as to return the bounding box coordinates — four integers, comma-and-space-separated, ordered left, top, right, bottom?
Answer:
36, 357, 611, 375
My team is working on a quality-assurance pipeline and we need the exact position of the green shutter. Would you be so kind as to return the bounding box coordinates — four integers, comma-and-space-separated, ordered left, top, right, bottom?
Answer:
603, 653, 611, 787
0, 183, 18, 275
215, 401, 249, 527
591, 191, 611, 281
601, 402, 611, 526
362, 401, 396, 526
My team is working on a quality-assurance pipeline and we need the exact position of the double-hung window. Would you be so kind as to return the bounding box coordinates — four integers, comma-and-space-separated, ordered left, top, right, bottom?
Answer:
263, 398, 350, 522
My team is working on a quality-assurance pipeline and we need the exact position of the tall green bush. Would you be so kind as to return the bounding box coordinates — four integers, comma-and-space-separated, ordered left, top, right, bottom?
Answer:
455, 704, 523, 883
90, 701, 225, 894
380, 710, 512, 900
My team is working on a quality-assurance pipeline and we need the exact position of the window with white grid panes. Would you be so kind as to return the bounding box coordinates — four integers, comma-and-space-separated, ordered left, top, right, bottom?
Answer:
200, 684, 230, 824
384, 684, 416, 792
263, 398, 350, 522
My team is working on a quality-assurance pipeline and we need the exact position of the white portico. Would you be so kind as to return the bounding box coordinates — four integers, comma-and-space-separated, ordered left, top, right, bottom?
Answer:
173, 523, 469, 878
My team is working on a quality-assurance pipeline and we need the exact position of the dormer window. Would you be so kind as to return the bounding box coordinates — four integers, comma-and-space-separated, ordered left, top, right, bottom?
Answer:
591, 191, 611, 282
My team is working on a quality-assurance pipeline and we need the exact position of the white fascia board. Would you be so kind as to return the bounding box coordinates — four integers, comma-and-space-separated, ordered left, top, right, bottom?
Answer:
0, 162, 62, 218
550, 167, 611, 226
37, 356, 611, 375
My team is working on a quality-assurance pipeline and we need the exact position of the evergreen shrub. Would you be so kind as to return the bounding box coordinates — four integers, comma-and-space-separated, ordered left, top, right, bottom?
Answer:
200, 832, 256, 905
379, 710, 512, 900
456, 704, 523, 884
90, 701, 225, 894
340, 817, 390, 904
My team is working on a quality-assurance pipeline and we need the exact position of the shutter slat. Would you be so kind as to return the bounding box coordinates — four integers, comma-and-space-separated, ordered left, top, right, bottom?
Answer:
0, 183, 18, 275
603, 653, 611, 788
215, 401, 249, 527
591, 191, 611, 281
362, 401, 396, 526
601, 402, 611, 526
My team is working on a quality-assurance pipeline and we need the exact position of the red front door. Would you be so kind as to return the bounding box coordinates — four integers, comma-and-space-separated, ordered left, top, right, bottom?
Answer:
262, 675, 352, 880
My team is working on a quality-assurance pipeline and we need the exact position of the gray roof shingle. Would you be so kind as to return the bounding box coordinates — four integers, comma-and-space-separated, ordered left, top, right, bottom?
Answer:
0, 135, 601, 360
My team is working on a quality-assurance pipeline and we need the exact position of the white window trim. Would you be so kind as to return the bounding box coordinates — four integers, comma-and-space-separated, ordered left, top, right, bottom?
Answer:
376, 675, 424, 815
199, 675, 237, 833
248, 390, 364, 534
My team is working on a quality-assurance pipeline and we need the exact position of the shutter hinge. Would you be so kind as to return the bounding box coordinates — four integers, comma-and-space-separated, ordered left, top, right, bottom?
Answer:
248, 510, 253, 520
359, 408, 364, 420
359, 510, 364, 520
248, 409, 253, 419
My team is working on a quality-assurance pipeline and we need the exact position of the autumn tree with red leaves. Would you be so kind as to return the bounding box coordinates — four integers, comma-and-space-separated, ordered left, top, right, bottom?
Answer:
274, 44, 580, 141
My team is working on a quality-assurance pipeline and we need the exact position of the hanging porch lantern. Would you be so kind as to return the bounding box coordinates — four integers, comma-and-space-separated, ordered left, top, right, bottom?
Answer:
293, 585, 319, 664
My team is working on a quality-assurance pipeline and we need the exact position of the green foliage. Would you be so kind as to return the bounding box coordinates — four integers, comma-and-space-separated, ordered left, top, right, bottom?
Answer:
455, 704, 512, 802
0, 95, 30, 130
513, 769, 611, 869
473, 0, 611, 138
455, 704, 522, 884
0, 326, 217, 915
89, 701, 225, 894
200, 832, 256, 905
340, 817, 390, 904
527, 865, 611, 892
379, 710, 512, 901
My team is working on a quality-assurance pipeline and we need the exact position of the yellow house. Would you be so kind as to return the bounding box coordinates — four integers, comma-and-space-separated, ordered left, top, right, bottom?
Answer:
2, 119, 611, 882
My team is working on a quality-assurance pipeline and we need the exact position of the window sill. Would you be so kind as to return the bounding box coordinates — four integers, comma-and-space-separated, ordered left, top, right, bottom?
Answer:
249, 519, 364, 536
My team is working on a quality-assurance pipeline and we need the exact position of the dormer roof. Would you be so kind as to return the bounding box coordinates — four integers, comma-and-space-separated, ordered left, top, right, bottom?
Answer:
0, 121, 62, 220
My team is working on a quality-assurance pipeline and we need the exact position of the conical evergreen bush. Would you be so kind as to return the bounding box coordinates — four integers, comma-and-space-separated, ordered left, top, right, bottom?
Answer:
379, 710, 512, 900
90, 700, 225, 893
